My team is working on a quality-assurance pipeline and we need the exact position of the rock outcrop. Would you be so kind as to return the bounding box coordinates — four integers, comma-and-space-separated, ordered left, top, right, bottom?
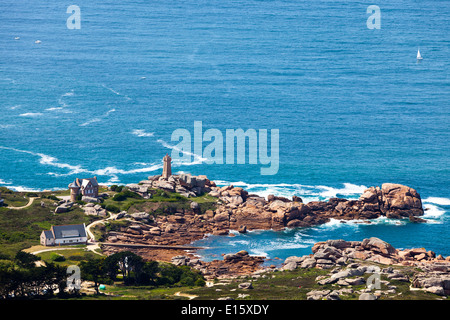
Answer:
281, 237, 450, 297
103, 179, 431, 286
170, 251, 264, 280
130, 173, 216, 198
203, 182, 424, 231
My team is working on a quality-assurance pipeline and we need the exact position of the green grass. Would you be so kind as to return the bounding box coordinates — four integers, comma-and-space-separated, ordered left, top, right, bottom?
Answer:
37, 248, 102, 267
186, 267, 443, 301
0, 198, 99, 258
0, 191, 30, 207
101, 188, 217, 216
96, 284, 190, 300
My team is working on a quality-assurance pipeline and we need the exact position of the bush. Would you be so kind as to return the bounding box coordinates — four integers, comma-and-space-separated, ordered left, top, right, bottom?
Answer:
42, 195, 59, 201
105, 204, 120, 213
112, 190, 142, 202
50, 253, 66, 262
0, 187, 13, 194
156, 264, 205, 287
110, 185, 124, 192
26, 192, 39, 197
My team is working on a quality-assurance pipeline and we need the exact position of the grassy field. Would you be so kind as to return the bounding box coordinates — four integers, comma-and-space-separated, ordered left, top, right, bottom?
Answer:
0, 192, 98, 258
184, 267, 441, 301
36, 247, 102, 267
102, 188, 217, 215
55, 264, 443, 301
0, 185, 217, 259
0, 188, 31, 207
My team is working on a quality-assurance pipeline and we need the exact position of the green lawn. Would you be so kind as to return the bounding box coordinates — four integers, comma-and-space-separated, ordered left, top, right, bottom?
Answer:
36, 247, 102, 267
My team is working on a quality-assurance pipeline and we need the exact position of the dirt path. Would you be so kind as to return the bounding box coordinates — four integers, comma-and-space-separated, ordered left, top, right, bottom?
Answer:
84, 213, 120, 256
31, 247, 80, 255
7, 197, 37, 210
174, 291, 198, 300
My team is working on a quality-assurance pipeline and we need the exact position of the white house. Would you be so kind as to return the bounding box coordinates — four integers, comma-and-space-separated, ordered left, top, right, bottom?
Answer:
40, 224, 88, 246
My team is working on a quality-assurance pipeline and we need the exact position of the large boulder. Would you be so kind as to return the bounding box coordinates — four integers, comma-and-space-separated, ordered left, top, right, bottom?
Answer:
361, 237, 396, 256
380, 183, 423, 217
130, 212, 150, 221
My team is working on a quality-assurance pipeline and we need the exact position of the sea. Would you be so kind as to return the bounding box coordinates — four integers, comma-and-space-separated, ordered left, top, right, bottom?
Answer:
0, 0, 449, 262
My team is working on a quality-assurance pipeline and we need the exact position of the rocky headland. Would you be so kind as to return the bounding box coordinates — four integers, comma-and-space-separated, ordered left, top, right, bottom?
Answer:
103, 175, 426, 251
97, 174, 450, 289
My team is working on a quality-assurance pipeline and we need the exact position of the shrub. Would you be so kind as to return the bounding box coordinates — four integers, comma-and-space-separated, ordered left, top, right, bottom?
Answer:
0, 187, 13, 194
26, 192, 39, 198
112, 190, 142, 202
50, 253, 66, 262
42, 195, 59, 201
110, 185, 124, 192
105, 204, 120, 213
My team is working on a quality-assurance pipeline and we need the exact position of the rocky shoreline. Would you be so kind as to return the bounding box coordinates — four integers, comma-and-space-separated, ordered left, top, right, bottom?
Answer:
97, 174, 450, 293
278, 237, 450, 299
103, 174, 426, 254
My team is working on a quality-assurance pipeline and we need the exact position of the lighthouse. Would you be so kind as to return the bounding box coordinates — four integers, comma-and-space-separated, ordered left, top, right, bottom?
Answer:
162, 153, 172, 179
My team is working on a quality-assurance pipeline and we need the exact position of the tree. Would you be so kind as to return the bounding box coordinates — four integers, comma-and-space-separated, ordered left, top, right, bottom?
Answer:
15, 251, 40, 269
136, 260, 159, 285
105, 251, 143, 280
79, 259, 109, 295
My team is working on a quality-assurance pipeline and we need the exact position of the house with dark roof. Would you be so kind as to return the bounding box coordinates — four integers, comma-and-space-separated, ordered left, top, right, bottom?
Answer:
40, 224, 88, 246
68, 177, 99, 202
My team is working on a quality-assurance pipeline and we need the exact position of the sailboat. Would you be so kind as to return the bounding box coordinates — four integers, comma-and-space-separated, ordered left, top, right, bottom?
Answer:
417, 48, 423, 60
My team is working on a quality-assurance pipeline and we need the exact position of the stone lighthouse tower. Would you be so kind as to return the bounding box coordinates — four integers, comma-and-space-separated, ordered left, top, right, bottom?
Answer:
162, 153, 172, 179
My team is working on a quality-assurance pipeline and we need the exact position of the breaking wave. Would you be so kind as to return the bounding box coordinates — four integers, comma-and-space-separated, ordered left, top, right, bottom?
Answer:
131, 129, 155, 137
214, 180, 367, 202
423, 197, 450, 206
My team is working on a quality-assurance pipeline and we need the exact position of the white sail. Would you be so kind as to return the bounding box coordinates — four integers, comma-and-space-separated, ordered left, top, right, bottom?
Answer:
417, 48, 423, 60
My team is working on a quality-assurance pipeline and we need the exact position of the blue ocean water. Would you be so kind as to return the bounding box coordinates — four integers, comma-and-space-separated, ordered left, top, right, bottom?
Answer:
0, 1, 449, 258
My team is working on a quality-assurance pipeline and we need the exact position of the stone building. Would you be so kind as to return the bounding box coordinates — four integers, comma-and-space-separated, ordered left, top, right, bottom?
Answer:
68, 177, 99, 202
162, 153, 172, 179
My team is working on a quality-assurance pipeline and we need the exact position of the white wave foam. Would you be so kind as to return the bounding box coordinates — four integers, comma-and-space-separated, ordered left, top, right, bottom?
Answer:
0, 179, 12, 185
423, 197, 450, 206
0, 146, 84, 176
62, 91, 74, 97
131, 129, 154, 137
80, 108, 116, 126
102, 84, 132, 101
92, 164, 163, 176
213, 180, 366, 201
0, 146, 163, 185
157, 138, 207, 164
315, 183, 367, 198
423, 204, 445, 219
249, 248, 269, 257
19, 112, 43, 117
229, 240, 250, 246
7, 185, 41, 192
317, 217, 406, 229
